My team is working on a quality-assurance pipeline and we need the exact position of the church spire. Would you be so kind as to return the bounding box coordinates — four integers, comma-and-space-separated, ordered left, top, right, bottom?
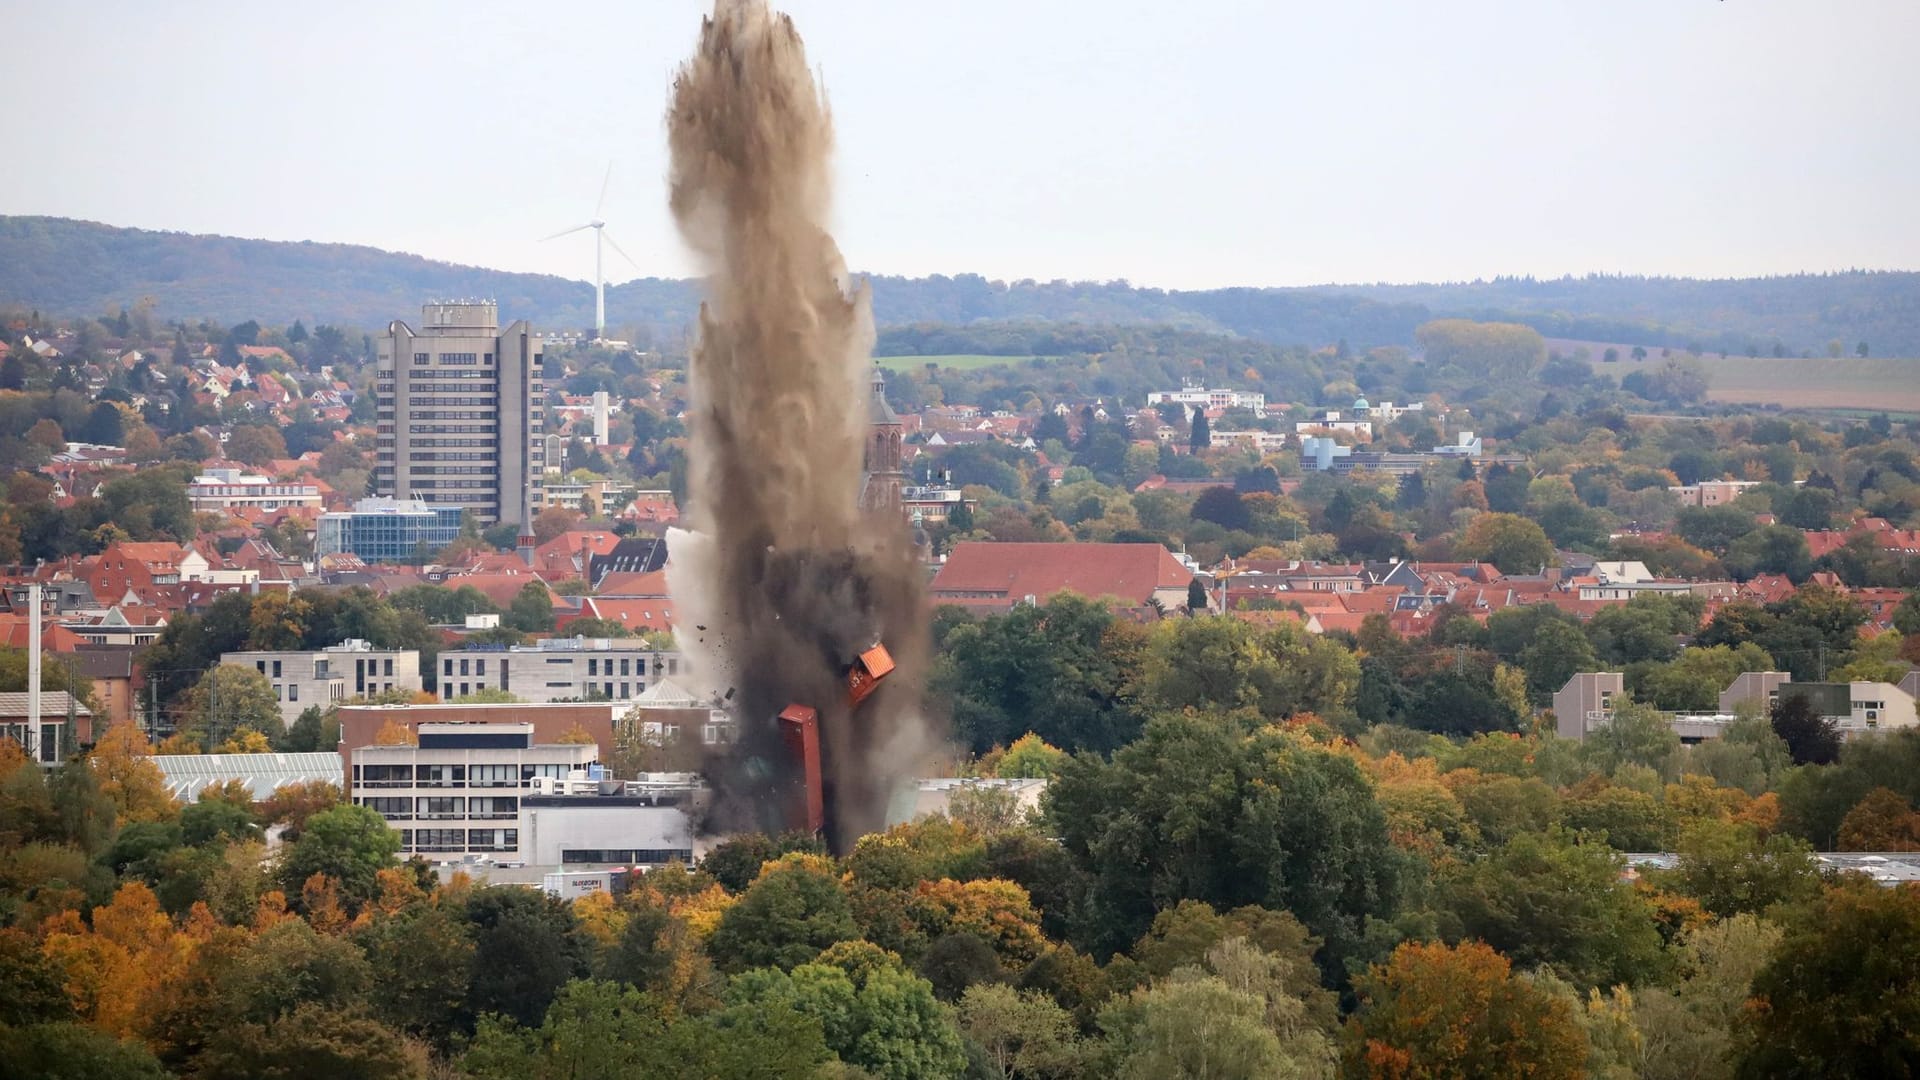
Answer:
860, 363, 904, 513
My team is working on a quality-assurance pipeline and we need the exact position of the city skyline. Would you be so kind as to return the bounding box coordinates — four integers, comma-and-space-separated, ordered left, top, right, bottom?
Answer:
4, 0, 1916, 291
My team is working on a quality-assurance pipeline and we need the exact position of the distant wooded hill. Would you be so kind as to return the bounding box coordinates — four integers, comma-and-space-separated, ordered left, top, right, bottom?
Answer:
4, 215, 1916, 354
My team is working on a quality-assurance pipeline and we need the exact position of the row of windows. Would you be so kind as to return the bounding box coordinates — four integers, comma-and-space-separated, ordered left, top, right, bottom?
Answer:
404, 465, 496, 475
409, 370, 496, 381
410, 480, 497, 490
355, 763, 574, 788
410, 453, 497, 462
409, 438, 497, 447
407, 396, 499, 407
412, 352, 491, 366
563, 848, 691, 865
357, 796, 518, 819
408, 424, 497, 433
403, 829, 518, 852
409, 410, 496, 420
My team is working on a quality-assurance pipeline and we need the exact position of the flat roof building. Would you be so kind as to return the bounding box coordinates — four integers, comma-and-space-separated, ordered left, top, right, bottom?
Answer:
348, 721, 699, 865
437, 638, 686, 705
222, 640, 422, 726
188, 468, 324, 513
316, 497, 464, 564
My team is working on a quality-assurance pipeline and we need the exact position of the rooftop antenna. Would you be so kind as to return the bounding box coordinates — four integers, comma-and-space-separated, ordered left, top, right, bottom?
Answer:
542, 161, 642, 341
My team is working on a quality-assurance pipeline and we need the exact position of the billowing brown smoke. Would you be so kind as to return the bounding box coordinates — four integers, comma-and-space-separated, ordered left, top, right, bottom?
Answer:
666, 0, 933, 852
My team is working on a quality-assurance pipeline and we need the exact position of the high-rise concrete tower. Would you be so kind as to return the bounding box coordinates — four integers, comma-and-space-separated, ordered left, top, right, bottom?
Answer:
375, 301, 544, 528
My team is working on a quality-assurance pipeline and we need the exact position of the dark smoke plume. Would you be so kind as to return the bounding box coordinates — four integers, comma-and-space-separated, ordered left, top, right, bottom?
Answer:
665, 0, 933, 852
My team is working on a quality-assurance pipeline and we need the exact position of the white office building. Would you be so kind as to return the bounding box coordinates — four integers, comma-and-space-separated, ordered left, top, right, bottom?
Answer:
350, 721, 699, 865
222, 640, 422, 725
188, 468, 324, 513
1146, 384, 1267, 417
438, 638, 686, 704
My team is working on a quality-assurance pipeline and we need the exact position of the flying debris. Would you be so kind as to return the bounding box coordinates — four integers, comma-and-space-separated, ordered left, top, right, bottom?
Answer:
775, 643, 895, 834
664, 1, 939, 852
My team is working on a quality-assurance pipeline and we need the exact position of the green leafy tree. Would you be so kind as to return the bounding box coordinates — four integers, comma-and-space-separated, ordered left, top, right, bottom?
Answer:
1581, 699, 1681, 778
354, 901, 475, 1049
1666, 818, 1821, 918
178, 664, 283, 749
277, 804, 400, 910
506, 582, 556, 634
190, 1004, 419, 1080
699, 832, 828, 893
0, 1022, 170, 1080
464, 978, 829, 1080
1517, 620, 1600, 704
707, 855, 861, 972
917, 932, 1003, 1003
1637, 643, 1774, 712
1633, 914, 1782, 1080
1737, 880, 1920, 1078
931, 594, 1146, 754
464, 887, 594, 1029
1561, 782, 1672, 851
725, 943, 967, 1080
994, 733, 1066, 779
1098, 976, 1295, 1080
1436, 828, 1664, 989
1416, 319, 1548, 381
1723, 524, 1813, 582
957, 982, 1088, 1080
1046, 714, 1402, 974
1136, 616, 1360, 722
1456, 512, 1555, 574
388, 583, 499, 624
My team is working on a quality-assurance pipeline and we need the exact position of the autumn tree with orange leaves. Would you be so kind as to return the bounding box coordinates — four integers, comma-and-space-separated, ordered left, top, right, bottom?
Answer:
1343, 940, 1586, 1080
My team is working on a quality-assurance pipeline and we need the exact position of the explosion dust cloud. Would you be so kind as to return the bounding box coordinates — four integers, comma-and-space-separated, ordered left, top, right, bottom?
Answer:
664, 0, 935, 852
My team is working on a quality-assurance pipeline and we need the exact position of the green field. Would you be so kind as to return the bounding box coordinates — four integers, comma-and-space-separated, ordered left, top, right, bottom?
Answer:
875, 354, 1048, 372
1569, 344, 1920, 413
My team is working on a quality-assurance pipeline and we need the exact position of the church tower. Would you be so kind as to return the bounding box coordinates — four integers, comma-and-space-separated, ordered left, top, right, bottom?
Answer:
860, 365, 904, 514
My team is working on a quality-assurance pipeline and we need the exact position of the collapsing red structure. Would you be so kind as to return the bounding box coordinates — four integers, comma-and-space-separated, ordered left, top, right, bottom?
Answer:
777, 644, 894, 835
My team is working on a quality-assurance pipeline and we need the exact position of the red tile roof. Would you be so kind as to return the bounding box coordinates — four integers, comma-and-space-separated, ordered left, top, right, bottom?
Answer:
931, 542, 1194, 609
567, 597, 676, 634
595, 569, 670, 597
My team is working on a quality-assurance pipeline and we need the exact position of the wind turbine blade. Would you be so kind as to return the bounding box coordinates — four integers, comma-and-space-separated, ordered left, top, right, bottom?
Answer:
601, 230, 643, 273
594, 161, 613, 220
541, 223, 594, 241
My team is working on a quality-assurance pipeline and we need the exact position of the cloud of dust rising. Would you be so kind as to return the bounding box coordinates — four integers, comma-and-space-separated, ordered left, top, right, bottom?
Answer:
665, 0, 935, 852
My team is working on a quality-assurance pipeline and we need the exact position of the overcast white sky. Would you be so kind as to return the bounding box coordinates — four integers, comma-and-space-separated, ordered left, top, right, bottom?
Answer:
6, 0, 1916, 290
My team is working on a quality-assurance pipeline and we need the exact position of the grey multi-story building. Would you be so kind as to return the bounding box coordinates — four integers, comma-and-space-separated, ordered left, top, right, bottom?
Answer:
221, 639, 423, 726
376, 301, 544, 529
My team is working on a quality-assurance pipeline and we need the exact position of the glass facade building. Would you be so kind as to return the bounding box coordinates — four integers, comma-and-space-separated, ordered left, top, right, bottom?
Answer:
315, 497, 464, 564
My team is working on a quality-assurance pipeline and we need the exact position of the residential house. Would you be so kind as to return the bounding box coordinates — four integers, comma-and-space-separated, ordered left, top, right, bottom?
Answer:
63, 646, 138, 732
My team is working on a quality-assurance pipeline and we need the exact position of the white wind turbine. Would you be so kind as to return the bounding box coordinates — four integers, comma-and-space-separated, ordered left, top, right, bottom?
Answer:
544, 162, 641, 340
